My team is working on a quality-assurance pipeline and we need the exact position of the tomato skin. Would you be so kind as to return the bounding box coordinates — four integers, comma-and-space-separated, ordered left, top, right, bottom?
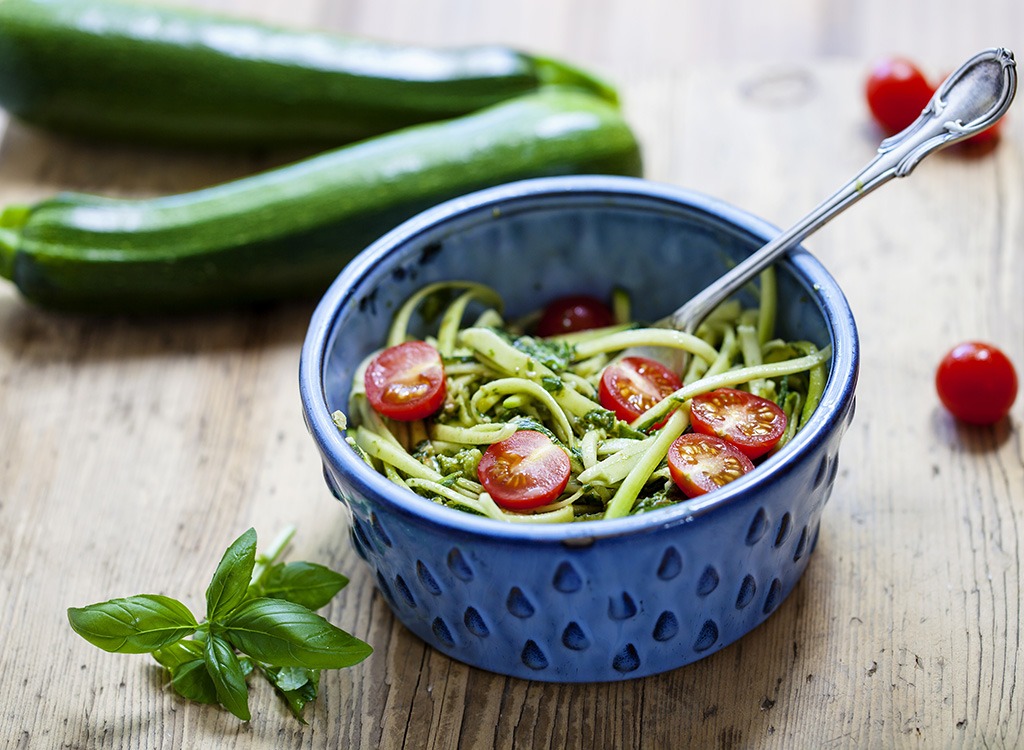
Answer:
477, 430, 571, 510
935, 341, 1018, 425
536, 294, 614, 337
667, 433, 755, 498
599, 356, 683, 425
865, 57, 934, 134
689, 388, 787, 459
364, 341, 446, 421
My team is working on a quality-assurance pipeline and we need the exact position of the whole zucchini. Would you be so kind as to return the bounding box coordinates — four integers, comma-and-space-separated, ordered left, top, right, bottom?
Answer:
0, 0, 617, 148
0, 89, 642, 313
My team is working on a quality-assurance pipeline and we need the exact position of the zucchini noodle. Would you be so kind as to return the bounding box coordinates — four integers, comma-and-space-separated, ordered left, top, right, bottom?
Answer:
339, 269, 830, 523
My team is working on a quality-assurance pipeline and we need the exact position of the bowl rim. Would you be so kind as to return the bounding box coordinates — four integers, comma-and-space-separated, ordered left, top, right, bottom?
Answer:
299, 175, 859, 543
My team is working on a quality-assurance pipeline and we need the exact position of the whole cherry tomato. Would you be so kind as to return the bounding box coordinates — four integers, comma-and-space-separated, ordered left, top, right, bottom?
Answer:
866, 58, 1004, 146
865, 57, 934, 134
935, 341, 1018, 425
688, 388, 787, 459
364, 340, 446, 421
536, 294, 614, 337
599, 356, 682, 424
477, 430, 571, 510
667, 433, 755, 498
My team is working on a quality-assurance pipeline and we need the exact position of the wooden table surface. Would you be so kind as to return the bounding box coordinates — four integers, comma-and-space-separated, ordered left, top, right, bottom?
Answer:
2, 1, 1023, 748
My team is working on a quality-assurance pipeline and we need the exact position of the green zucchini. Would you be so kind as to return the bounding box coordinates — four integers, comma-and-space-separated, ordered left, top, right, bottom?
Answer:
0, 89, 643, 313
0, 0, 617, 148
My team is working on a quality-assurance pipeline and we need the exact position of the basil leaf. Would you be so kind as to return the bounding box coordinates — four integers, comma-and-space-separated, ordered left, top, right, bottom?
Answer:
153, 638, 219, 704
171, 659, 219, 705
68, 594, 197, 654
153, 638, 205, 671
238, 655, 255, 677
204, 634, 251, 721
206, 528, 258, 621
252, 561, 348, 610
265, 665, 312, 692
262, 665, 319, 723
221, 598, 372, 670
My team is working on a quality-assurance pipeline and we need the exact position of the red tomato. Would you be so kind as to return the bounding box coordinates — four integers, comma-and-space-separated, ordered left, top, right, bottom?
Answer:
667, 433, 755, 499
935, 341, 1018, 425
364, 341, 446, 421
865, 57, 934, 134
688, 388, 787, 459
477, 430, 571, 510
599, 356, 683, 424
536, 294, 614, 337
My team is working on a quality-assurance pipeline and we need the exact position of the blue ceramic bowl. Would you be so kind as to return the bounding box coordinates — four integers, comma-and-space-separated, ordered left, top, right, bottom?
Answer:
299, 175, 858, 682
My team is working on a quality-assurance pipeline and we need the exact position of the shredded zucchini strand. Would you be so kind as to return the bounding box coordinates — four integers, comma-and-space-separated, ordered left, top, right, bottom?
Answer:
604, 410, 689, 519
757, 266, 777, 346
573, 328, 719, 365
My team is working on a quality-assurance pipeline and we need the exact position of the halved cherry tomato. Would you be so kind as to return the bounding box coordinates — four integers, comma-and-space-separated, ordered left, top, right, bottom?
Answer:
598, 356, 682, 425
477, 430, 571, 510
689, 388, 787, 459
865, 57, 934, 135
364, 341, 446, 421
536, 294, 614, 337
667, 433, 755, 498
935, 341, 1018, 425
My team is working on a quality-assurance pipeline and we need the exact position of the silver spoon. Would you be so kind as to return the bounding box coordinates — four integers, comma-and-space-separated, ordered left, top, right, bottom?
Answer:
644, 47, 1016, 368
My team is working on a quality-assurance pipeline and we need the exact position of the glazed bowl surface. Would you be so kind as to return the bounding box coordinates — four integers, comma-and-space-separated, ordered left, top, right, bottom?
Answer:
299, 175, 858, 682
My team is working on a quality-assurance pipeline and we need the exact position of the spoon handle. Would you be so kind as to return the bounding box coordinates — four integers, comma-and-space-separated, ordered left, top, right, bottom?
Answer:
666, 47, 1017, 334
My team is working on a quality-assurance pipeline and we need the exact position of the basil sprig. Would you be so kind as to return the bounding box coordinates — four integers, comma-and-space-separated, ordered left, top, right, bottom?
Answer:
68, 527, 371, 723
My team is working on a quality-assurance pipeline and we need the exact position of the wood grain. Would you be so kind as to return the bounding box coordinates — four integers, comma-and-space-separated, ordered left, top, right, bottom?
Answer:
1, 1, 1023, 748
